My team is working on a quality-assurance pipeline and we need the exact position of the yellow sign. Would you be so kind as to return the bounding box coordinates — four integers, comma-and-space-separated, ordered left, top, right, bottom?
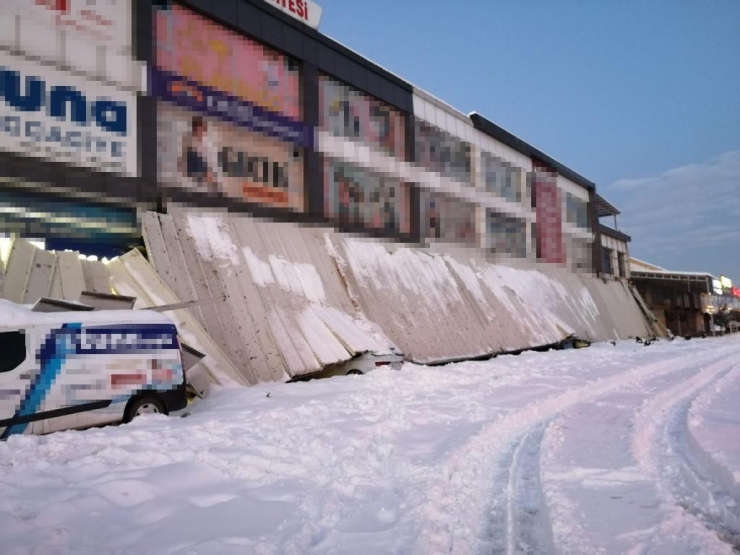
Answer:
720, 275, 733, 289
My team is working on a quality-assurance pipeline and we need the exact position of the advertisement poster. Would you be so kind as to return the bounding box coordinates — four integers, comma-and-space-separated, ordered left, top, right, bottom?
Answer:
158, 103, 304, 211
533, 174, 565, 263
319, 77, 405, 159
421, 191, 476, 244
10, 0, 132, 51
482, 152, 521, 203
0, 51, 136, 175
325, 160, 410, 235
154, 2, 301, 120
415, 119, 471, 183
486, 209, 527, 258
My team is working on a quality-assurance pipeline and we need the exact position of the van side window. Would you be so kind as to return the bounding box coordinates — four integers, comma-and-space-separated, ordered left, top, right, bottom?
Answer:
0, 331, 27, 373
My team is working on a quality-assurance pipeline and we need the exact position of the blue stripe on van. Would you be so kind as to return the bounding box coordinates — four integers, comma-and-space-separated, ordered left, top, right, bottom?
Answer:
0, 323, 80, 439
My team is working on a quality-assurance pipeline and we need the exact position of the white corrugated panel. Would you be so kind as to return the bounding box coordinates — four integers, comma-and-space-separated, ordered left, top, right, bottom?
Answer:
106, 249, 246, 387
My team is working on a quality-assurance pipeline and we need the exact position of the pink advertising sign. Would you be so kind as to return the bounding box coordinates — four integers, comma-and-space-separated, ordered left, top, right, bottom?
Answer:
154, 3, 301, 120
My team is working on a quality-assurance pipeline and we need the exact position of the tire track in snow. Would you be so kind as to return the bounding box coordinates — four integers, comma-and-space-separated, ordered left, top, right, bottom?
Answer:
482, 421, 552, 555
632, 356, 740, 551
410, 345, 740, 555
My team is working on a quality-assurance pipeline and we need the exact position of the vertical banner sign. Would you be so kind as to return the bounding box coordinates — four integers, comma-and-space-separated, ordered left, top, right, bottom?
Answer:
533, 173, 565, 264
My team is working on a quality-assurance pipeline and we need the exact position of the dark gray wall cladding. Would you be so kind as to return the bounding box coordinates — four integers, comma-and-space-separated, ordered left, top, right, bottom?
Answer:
302, 63, 323, 217
598, 222, 631, 243
210, 0, 237, 24
236, 1, 262, 36
133, 0, 152, 62
0, 152, 157, 206
174, 0, 414, 114
138, 95, 158, 185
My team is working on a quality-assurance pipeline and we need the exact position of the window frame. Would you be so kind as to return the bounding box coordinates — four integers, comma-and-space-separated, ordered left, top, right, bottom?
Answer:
0, 330, 28, 374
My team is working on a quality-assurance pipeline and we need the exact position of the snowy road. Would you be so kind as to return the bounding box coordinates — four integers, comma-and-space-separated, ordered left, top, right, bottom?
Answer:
1, 336, 739, 554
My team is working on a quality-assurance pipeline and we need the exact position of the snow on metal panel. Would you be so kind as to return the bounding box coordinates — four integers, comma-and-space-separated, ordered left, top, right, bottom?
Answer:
332, 235, 655, 362
22, 247, 55, 304
106, 250, 246, 387
48, 258, 63, 300
142, 212, 180, 299
229, 216, 293, 381
140, 209, 655, 381
166, 211, 232, 353
56, 251, 86, 301
142, 210, 413, 381
1, 239, 35, 304
81, 260, 112, 294
235, 216, 308, 377
197, 216, 279, 384
329, 237, 420, 359
251, 219, 323, 374
312, 306, 388, 355
179, 212, 265, 384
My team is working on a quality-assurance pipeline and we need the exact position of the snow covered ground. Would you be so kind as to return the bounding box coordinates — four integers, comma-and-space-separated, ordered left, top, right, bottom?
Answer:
1, 336, 739, 555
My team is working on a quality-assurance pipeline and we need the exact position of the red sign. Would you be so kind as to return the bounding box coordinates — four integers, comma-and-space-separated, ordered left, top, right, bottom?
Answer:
533, 174, 565, 264
731, 286, 740, 298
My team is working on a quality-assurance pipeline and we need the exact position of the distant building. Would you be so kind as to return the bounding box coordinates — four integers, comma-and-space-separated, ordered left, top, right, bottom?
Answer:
629, 258, 712, 337
595, 194, 630, 280
0, 0, 601, 275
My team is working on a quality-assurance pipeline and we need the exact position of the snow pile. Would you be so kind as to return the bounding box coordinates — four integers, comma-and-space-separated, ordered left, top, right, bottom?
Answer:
0, 335, 738, 554
187, 215, 240, 267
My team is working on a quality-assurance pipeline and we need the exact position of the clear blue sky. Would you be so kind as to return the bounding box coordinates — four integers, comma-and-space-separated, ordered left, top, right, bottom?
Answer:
316, 0, 740, 280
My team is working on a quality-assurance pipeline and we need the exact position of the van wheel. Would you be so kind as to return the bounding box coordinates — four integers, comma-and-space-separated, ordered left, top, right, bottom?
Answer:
124, 396, 166, 423
346, 369, 363, 376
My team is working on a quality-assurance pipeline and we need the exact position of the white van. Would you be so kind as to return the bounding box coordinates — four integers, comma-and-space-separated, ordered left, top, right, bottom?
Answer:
0, 300, 188, 438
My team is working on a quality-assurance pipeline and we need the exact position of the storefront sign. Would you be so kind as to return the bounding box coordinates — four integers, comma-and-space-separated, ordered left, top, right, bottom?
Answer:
0, 51, 136, 175
158, 103, 304, 211
10, 0, 132, 50
713, 278, 724, 296
263, 0, 323, 29
487, 209, 526, 256
720, 275, 733, 289
325, 160, 410, 235
150, 68, 312, 149
732, 286, 740, 299
421, 191, 476, 244
320, 77, 405, 158
482, 152, 520, 203
155, 3, 301, 120
415, 119, 471, 183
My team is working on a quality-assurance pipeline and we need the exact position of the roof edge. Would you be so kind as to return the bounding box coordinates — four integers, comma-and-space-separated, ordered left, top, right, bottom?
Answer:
469, 112, 595, 191
598, 223, 631, 243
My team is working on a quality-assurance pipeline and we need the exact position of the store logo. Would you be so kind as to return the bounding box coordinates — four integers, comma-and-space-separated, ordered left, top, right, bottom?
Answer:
36, 0, 69, 12
0, 67, 128, 135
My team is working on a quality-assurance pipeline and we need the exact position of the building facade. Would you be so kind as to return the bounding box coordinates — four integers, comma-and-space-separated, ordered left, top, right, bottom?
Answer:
1, 0, 600, 273
595, 194, 630, 280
